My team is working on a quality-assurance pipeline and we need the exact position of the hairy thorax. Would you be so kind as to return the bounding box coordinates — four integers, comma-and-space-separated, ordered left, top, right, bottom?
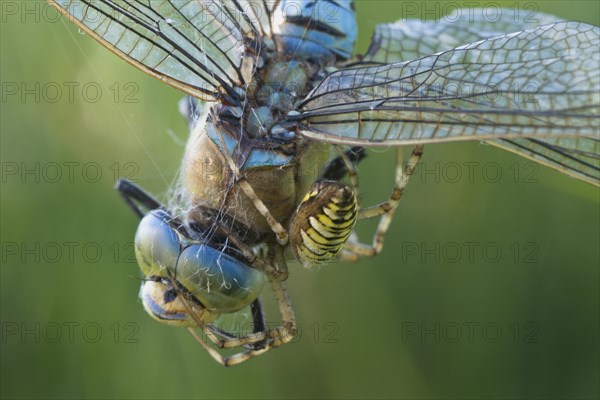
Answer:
178, 58, 333, 240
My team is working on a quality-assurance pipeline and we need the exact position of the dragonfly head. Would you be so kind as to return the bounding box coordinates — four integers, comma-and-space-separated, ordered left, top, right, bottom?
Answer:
134, 210, 267, 326
139, 278, 218, 327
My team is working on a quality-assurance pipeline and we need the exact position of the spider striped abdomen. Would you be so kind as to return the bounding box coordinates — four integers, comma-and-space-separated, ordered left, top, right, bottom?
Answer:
290, 181, 357, 267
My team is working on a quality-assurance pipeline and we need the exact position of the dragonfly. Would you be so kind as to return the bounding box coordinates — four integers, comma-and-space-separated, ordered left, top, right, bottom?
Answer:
50, 0, 599, 366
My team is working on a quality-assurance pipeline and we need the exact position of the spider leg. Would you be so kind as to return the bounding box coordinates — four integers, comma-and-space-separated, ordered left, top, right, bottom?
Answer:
341, 145, 424, 261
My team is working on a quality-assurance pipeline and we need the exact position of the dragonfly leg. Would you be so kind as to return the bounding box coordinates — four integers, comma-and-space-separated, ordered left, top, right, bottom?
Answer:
175, 243, 295, 366
342, 145, 424, 260
115, 179, 162, 219
187, 327, 271, 367
178, 298, 265, 352
185, 279, 296, 367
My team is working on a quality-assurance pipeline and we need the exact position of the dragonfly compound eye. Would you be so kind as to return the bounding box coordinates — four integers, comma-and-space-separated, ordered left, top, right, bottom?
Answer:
290, 180, 358, 267
134, 210, 181, 278
175, 244, 266, 313
134, 210, 267, 319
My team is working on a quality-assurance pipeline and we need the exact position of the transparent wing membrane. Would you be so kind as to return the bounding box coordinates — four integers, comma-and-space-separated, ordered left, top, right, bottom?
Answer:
50, 0, 278, 103
356, 10, 599, 185
488, 137, 600, 185
296, 21, 599, 144
52, 1, 600, 189
362, 9, 563, 64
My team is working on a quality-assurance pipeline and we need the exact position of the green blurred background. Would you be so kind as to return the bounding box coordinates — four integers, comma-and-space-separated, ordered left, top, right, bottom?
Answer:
1, 1, 598, 398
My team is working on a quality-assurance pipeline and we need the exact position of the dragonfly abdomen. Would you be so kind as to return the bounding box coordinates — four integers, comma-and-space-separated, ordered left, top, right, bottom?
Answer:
273, 0, 357, 62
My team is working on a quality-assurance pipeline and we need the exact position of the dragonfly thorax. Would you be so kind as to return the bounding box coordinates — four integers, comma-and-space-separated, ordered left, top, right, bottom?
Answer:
245, 60, 311, 138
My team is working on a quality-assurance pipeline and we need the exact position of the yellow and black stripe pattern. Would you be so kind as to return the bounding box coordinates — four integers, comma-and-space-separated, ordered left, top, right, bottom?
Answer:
290, 181, 357, 267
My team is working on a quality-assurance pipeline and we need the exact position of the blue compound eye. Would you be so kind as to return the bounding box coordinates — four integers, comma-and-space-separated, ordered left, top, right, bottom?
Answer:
134, 210, 181, 278
134, 210, 266, 316
176, 244, 266, 313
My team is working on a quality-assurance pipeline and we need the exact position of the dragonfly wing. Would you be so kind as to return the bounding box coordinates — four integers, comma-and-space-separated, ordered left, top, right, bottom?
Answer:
358, 10, 600, 185
50, 0, 277, 104
362, 8, 563, 63
294, 21, 600, 149
487, 137, 600, 185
